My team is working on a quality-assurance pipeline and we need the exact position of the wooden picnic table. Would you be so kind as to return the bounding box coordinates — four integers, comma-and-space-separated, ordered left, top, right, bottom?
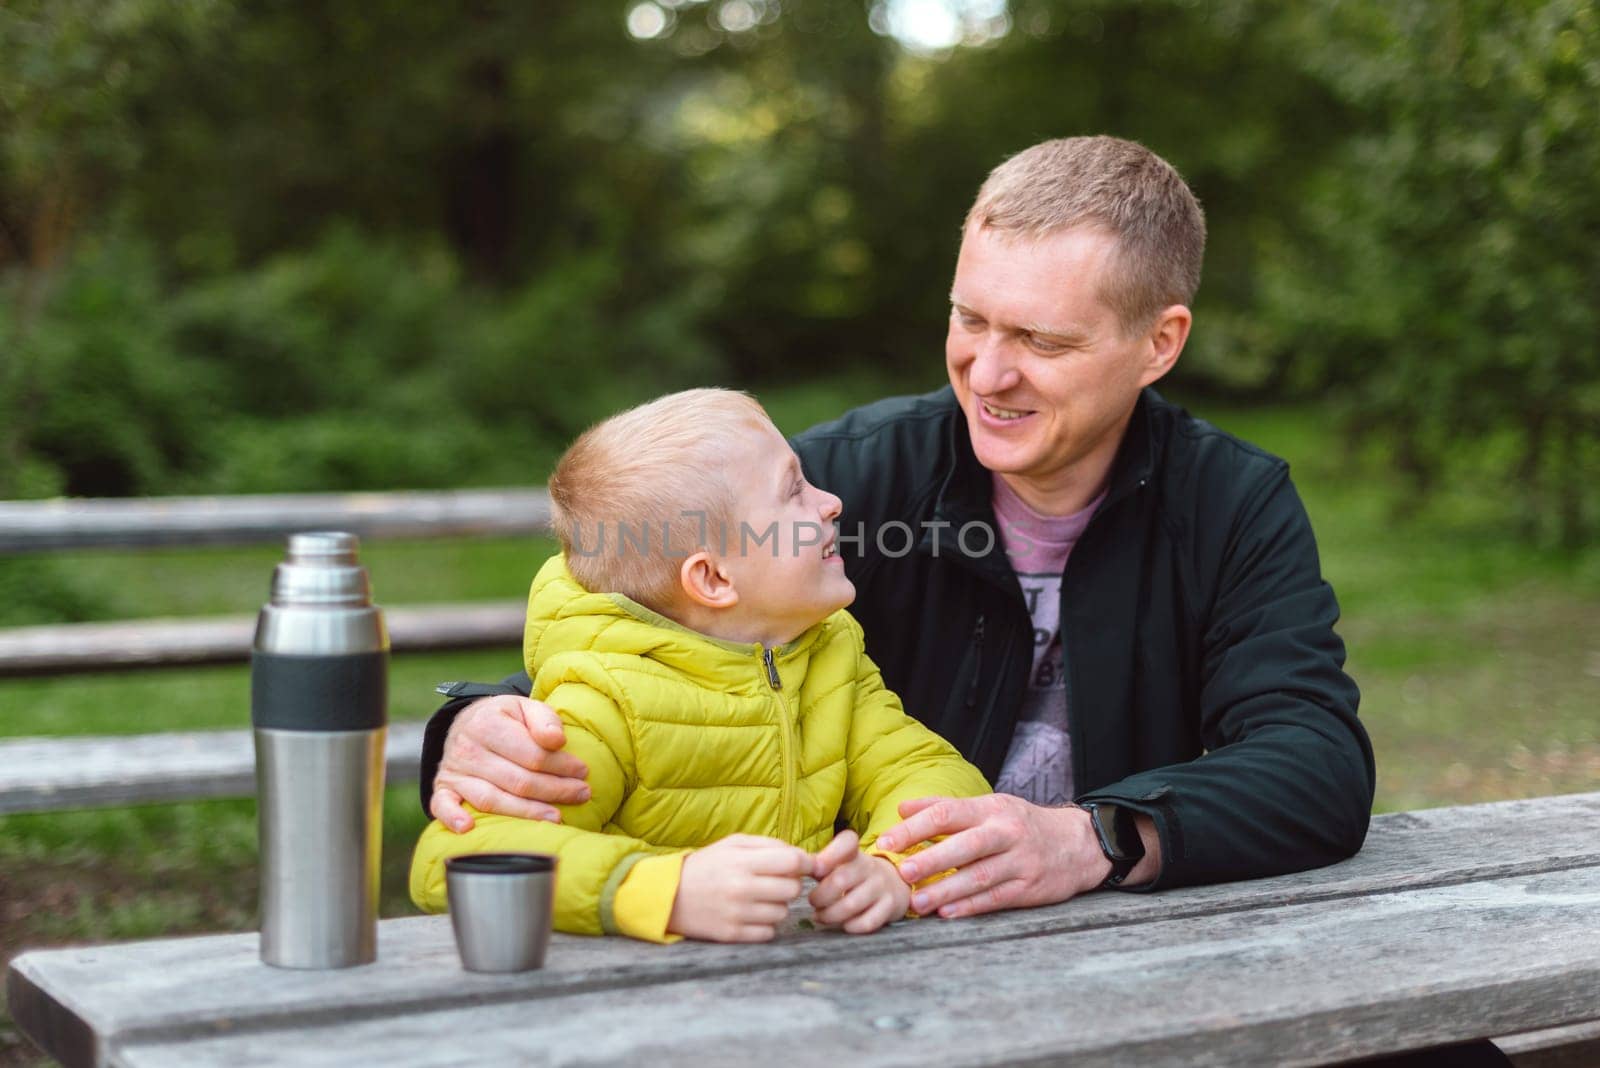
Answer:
9, 792, 1600, 1067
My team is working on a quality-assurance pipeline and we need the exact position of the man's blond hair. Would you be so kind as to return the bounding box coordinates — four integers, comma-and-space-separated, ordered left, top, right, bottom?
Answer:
548, 388, 770, 611
964, 136, 1206, 333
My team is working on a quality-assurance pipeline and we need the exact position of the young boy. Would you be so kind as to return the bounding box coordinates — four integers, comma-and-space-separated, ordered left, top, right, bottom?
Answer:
410, 389, 990, 943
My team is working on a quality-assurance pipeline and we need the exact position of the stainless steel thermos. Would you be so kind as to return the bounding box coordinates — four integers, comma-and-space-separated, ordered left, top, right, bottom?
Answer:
251, 531, 388, 969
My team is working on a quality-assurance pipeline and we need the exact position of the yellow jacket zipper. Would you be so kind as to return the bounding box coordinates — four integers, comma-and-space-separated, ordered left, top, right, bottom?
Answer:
762, 646, 797, 841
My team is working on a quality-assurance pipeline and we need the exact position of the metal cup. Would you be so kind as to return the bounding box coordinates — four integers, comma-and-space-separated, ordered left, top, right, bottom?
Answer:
445, 853, 557, 973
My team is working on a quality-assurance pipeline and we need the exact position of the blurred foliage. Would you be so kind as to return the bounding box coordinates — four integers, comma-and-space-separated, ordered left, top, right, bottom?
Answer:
1261, 0, 1600, 547
0, 0, 1595, 542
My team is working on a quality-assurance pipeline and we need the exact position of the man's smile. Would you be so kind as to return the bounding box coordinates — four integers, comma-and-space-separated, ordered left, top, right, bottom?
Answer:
979, 399, 1037, 425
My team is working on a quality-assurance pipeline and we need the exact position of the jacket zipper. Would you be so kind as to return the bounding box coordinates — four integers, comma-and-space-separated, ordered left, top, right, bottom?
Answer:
1057, 493, 1135, 797
763, 647, 796, 840
964, 614, 986, 712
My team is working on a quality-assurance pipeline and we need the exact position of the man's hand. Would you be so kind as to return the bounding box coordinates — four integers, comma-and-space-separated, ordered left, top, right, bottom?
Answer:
430, 696, 591, 833
669, 835, 814, 943
875, 795, 1123, 919
807, 830, 912, 934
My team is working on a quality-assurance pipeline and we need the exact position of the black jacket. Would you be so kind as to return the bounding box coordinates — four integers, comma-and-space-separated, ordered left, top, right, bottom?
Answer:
421, 386, 1375, 890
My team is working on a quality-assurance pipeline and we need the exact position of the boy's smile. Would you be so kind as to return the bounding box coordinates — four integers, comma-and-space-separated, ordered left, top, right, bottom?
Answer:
713, 421, 854, 647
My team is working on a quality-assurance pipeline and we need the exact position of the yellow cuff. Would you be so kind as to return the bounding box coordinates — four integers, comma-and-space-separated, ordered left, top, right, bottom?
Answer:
866, 839, 953, 918
612, 852, 688, 943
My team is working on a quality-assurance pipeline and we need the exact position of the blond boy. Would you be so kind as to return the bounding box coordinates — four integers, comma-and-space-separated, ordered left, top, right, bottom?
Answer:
411, 389, 990, 942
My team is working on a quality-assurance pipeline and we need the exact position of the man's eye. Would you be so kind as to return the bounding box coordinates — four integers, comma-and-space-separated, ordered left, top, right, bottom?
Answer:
1027, 334, 1068, 354
954, 310, 983, 329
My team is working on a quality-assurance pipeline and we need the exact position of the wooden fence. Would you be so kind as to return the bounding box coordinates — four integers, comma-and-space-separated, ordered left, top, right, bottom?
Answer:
0, 489, 551, 676
0, 489, 551, 811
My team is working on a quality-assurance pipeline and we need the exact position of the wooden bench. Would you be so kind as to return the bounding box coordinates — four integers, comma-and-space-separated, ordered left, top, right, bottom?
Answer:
0, 489, 549, 810
8, 793, 1600, 1066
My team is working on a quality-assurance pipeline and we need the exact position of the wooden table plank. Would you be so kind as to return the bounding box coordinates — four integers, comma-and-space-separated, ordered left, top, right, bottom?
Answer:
0, 722, 425, 813
8, 793, 1600, 1067
105, 865, 1600, 1067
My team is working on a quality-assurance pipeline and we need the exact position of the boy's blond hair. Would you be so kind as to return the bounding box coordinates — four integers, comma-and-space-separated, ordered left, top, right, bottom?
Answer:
548, 388, 771, 610
964, 135, 1206, 334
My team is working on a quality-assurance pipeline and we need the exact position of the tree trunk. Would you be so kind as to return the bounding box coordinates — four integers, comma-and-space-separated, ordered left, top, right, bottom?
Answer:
445, 57, 515, 283
1516, 409, 1547, 542
1556, 411, 1584, 551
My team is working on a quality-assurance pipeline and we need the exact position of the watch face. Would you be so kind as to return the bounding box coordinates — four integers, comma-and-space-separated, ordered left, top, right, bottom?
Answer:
1090, 803, 1143, 863
1107, 805, 1144, 862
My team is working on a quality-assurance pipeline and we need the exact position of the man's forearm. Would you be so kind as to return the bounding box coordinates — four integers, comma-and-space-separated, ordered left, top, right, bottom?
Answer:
418, 698, 471, 817
417, 672, 535, 816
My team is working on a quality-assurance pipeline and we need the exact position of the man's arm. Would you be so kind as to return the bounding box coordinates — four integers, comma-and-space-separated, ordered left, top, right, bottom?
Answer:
419, 671, 592, 831
1074, 470, 1373, 890
878, 469, 1372, 913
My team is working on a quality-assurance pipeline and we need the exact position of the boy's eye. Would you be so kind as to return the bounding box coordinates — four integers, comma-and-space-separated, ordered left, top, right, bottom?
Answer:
790, 481, 804, 498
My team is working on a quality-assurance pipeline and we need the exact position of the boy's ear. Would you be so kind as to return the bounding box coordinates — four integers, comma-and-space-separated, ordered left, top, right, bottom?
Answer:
679, 551, 739, 610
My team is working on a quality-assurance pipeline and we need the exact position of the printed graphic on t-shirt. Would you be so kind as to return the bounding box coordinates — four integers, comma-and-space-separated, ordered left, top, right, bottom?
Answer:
988, 477, 1101, 809
994, 572, 1074, 806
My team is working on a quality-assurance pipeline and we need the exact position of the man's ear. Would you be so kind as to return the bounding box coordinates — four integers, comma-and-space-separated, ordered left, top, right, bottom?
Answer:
679, 551, 739, 609
1138, 304, 1192, 388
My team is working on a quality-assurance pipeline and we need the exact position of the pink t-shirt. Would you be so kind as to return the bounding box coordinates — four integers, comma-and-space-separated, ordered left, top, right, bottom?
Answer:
990, 477, 1105, 806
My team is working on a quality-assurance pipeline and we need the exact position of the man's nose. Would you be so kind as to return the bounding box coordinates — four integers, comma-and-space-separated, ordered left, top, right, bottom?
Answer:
966, 331, 1020, 394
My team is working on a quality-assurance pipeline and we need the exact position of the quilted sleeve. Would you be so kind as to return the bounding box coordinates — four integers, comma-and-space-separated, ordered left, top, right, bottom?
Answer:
836, 622, 992, 849
409, 678, 688, 938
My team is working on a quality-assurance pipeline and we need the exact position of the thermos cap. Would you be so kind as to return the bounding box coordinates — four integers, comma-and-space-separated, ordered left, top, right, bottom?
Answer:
253, 529, 388, 729
272, 532, 372, 608
254, 531, 388, 658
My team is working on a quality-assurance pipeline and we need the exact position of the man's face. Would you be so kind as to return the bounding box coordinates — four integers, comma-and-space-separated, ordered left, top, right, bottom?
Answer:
719, 421, 855, 645
945, 224, 1177, 511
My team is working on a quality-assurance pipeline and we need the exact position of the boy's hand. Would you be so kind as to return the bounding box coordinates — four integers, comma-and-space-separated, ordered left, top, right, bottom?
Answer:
807, 830, 913, 934
668, 835, 813, 943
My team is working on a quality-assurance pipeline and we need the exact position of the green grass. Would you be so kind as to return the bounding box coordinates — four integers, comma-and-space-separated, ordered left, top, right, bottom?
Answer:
2, 383, 1597, 1064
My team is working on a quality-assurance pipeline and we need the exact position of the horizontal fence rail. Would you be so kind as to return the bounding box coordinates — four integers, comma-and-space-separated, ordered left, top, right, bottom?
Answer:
0, 602, 526, 677
0, 722, 427, 814
0, 488, 553, 552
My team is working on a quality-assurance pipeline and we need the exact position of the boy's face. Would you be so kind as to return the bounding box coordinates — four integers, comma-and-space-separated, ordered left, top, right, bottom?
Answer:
718, 420, 854, 645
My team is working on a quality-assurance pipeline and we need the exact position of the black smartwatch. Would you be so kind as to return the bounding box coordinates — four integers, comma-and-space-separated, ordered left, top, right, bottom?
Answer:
1077, 802, 1145, 887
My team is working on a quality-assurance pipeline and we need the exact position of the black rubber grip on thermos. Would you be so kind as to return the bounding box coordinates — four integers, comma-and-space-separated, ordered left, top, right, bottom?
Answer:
251, 651, 389, 731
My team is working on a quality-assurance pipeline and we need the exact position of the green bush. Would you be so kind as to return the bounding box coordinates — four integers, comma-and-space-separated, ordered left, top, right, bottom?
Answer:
0, 239, 215, 498
3, 229, 722, 498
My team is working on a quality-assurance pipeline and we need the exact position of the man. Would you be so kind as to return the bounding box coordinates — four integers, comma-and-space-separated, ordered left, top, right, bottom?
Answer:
421, 135, 1375, 915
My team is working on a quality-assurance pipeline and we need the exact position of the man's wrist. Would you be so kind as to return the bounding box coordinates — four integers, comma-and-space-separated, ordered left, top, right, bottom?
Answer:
1070, 803, 1163, 890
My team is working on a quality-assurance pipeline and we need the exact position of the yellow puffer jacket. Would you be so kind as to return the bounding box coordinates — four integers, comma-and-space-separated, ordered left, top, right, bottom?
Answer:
411, 555, 990, 940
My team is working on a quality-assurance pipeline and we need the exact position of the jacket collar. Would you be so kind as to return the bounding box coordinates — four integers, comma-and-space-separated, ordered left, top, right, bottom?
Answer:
527, 556, 825, 690
922, 387, 1160, 571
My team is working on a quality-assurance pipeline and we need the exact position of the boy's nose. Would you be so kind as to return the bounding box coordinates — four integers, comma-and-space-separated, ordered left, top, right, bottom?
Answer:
819, 490, 843, 522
